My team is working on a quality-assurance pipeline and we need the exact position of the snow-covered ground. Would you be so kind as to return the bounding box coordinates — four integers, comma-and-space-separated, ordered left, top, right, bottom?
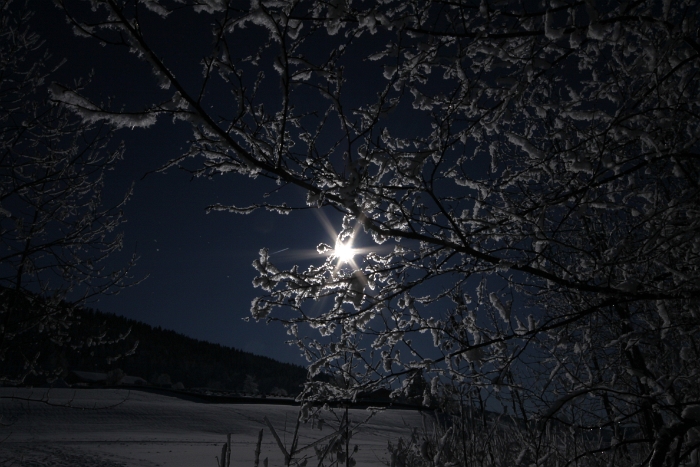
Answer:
0, 388, 424, 466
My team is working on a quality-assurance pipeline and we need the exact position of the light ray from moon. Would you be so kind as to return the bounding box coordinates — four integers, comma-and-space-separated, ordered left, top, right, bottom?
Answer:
313, 209, 364, 271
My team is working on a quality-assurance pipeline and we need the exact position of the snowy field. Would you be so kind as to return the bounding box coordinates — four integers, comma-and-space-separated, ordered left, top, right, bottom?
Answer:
0, 388, 424, 466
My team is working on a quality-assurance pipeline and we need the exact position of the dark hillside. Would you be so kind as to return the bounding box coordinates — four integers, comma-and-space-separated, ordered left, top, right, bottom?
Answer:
0, 292, 307, 395
65, 308, 308, 395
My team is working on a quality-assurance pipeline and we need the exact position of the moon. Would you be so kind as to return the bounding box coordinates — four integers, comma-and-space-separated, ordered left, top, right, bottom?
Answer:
334, 241, 355, 263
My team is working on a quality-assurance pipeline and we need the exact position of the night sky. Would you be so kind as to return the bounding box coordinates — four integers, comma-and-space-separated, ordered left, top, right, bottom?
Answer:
27, 1, 350, 366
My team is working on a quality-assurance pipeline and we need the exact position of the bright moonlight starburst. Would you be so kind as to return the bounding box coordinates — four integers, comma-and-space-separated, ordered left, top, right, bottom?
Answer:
333, 241, 356, 263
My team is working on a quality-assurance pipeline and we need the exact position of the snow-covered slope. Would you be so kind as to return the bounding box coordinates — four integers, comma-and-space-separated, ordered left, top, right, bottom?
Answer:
0, 388, 423, 466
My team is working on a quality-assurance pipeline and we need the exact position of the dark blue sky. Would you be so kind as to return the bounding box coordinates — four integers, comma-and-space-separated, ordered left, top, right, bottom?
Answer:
29, 1, 349, 366
96, 129, 324, 366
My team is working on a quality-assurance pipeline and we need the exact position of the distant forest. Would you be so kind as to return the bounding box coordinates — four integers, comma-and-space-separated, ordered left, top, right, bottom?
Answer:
2, 300, 308, 395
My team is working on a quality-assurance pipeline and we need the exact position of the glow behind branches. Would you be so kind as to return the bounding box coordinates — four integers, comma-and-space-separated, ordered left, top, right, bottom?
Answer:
333, 241, 355, 263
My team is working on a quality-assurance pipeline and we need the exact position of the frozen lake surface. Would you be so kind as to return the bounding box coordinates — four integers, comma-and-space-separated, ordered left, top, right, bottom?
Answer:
0, 388, 424, 466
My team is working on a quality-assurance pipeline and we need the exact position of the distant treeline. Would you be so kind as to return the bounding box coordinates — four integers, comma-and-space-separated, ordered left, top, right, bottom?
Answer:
69, 308, 309, 395
0, 292, 308, 395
